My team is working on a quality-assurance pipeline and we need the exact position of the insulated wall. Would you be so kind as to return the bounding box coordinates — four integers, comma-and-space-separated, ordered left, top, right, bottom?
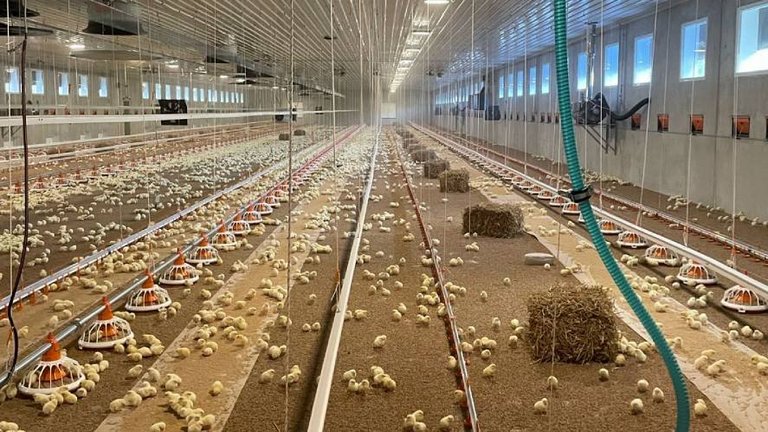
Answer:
429, 0, 768, 220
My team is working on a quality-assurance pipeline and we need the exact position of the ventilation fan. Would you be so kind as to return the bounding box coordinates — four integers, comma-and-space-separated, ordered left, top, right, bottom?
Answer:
0, 23, 52, 37
83, 2, 145, 35
0, 0, 39, 18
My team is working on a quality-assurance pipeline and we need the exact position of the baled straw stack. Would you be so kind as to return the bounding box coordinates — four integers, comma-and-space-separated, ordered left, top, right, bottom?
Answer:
423, 159, 450, 179
526, 283, 618, 364
439, 169, 470, 193
462, 202, 524, 238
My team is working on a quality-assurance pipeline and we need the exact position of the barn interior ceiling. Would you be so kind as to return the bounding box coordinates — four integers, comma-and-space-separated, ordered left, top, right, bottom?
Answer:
9, 0, 667, 94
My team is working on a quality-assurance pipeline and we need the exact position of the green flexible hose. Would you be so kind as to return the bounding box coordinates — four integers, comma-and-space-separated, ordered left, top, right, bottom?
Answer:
552, 1, 690, 430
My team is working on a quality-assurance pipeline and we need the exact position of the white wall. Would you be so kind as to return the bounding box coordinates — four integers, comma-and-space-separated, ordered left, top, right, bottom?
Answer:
428, 0, 768, 220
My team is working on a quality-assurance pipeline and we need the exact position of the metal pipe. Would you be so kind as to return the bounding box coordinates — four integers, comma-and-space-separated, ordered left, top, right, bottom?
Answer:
0, 109, 357, 128
307, 129, 378, 431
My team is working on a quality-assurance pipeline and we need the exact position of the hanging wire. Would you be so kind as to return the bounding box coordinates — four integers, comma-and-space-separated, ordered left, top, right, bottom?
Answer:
683, 0, 701, 248
283, 0, 295, 429
1, 29, 29, 389
329, 0, 341, 288
728, 2, 740, 264
635, 0, 662, 228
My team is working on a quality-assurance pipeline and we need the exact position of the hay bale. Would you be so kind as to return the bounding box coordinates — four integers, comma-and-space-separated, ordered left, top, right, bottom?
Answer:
423, 159, 450, 178
293, 129, 306, 136
462, 202, 524, 237
439, 169, 469, 193
527, 283, 618, 364
278, 133, 290, 141
408, 144, 426, 153
411, 149, 437, 162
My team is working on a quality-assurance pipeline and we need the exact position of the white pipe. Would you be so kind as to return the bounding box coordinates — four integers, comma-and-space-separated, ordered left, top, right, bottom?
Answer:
0, 109, 356, 128
307, 130, 379, 431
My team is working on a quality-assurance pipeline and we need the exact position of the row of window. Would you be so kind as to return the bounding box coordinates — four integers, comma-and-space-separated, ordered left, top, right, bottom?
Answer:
3, 69, 245, 104
142, 83, 243, 104
441, 1, 767, 104
4, 69, 108, 97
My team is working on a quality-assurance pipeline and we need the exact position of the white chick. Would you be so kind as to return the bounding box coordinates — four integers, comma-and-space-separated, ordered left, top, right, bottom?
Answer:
209, 381, 224, 396
149, 422, 167, 432
630, 398, 644, 414
438, 415, 454, 430
482, 363, 497, 378
534, 398, 548, 414
546, 375, 558, 391
598, 368, 610, 381
637, 379, 649, 393
259, 369, 276, 384
652, 387, 665, 403
694, 399, 708, 417
373, 335, 387, 349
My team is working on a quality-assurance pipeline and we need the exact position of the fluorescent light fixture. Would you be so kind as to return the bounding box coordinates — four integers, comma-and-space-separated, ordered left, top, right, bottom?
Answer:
219, 74, 229, 79
166, 63, 179, 69
425, 0, 450, 4
411, 29, 431, 36
399, 60, 413, 66
68, 43, 85, 50
271, 85, 279, 89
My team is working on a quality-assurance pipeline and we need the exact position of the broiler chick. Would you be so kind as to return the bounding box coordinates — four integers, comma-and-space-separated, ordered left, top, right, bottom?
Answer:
127, 365, 144, 378
546, 375, 558, 391
652, 387, 665, 403
259, 369, 276, 384
694, 399, 708, 417
439, 415, 454, 431
637, 379, 649, 393
630, 398, 644, 414
533, 398, 548, 414
209, 381, 224, 396
482, 363, 497, 378
373, 335, 387, 349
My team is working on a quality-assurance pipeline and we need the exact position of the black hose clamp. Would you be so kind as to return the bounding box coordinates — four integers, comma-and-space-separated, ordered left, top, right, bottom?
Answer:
569, 185, 593, 203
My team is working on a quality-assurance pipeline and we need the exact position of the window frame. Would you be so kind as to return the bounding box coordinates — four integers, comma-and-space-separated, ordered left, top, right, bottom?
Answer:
98, 76, 108, 98
577, 51, 588, 90
516, 69, 524, 97
604, 43, 620, 87
735, 0, 768, 76
529, 66, 537, 95
506, 72, 515, 98
5, 67, 20, 94
541, 63, 551, 94
142, 82, 150, 100
633, 33, 654, 86
498, 74, 505, 99
31, 69, 45, 95
77, 74, 89, 97
680, 18, 708, 81
58, 72, 70, 96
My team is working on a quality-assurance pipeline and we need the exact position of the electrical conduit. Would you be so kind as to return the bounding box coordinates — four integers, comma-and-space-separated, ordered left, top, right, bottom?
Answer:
552, 1, 690, 431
